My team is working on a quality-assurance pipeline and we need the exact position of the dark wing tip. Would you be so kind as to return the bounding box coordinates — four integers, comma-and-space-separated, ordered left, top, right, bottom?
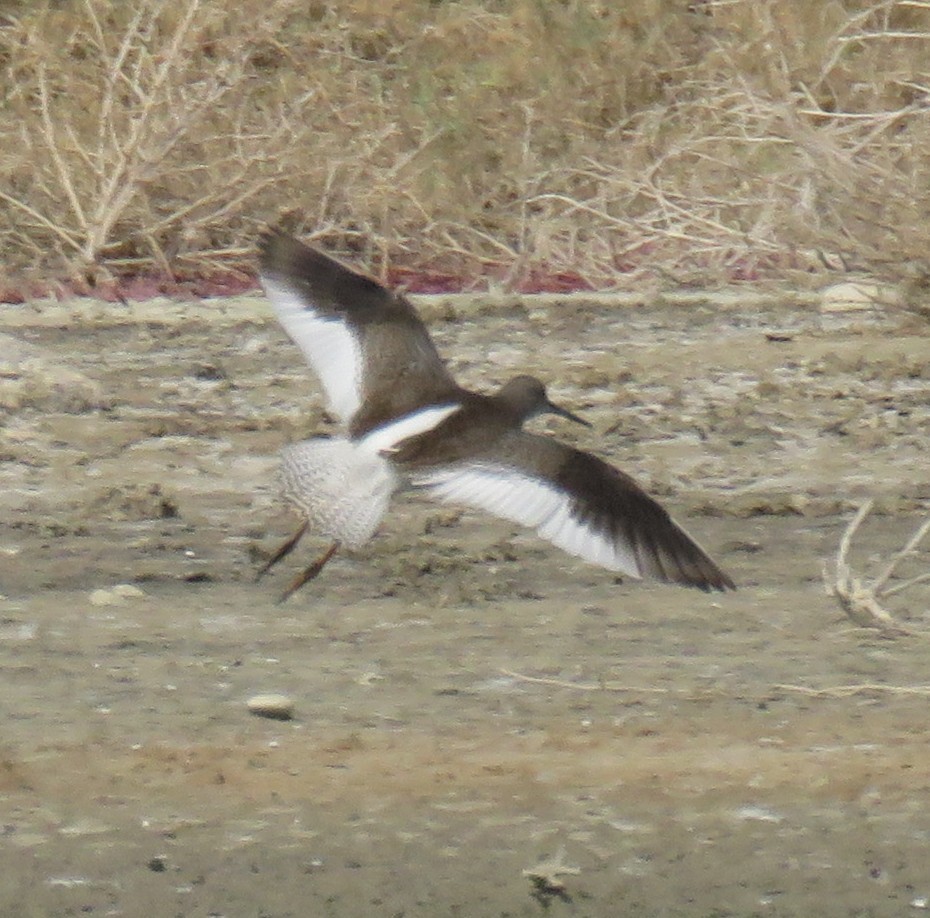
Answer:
629, 507, 736, 593
558, 450, 736, 592
257, 229, 394, 315
644, 521, 735, 592
709, 565, 737, 592
257, 226, 295, 274
682, 558, 736, 593
634, 525, 735, 593
258, 229, 348, 283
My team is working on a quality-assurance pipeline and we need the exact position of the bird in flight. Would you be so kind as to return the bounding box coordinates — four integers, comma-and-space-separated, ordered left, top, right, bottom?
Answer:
256, 231, 735, 601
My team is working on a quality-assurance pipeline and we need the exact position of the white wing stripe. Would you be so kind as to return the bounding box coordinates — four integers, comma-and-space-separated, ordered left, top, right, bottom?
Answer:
360, 404, 461, 453
261, 277, 363, 424
415, 464, 642, 578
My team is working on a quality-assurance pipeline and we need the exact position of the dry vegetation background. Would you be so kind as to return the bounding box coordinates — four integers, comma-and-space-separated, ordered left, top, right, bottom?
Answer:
1, 0, 929, 291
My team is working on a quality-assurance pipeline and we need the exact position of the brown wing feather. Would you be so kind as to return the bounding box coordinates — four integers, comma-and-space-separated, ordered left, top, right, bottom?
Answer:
536, 435, 734, 591
258, 231, 461, 435
443, 430, 735, 592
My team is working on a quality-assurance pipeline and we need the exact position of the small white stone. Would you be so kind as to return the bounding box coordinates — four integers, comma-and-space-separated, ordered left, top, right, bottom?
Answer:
247, 693, 294, 720
88, 584, 146, 606
89, 589, 116, 607
820, 281, 900, 313
112, 583, 146, 599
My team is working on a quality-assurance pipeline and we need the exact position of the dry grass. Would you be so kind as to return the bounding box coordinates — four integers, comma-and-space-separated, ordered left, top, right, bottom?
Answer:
1, 0, 929, 289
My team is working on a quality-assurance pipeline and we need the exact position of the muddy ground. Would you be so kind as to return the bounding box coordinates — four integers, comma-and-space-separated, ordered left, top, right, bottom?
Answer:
2, 288, 930, 917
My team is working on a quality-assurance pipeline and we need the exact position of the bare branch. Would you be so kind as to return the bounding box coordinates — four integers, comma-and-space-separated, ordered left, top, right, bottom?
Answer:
824, 501, 930, 636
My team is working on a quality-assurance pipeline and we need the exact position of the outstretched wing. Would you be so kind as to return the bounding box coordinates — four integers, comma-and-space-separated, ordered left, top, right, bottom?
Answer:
258, 231, 459, 431
410, 431, 734, 592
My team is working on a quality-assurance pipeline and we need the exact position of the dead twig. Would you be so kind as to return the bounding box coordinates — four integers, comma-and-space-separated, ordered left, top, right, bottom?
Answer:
823, 500, 930, 636
775, 683, 930, 698
500, 668, 668, 693
523, 846, 580, 902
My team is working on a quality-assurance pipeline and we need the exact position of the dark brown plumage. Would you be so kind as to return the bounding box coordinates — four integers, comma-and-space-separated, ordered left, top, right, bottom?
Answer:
257, 231, 735, 596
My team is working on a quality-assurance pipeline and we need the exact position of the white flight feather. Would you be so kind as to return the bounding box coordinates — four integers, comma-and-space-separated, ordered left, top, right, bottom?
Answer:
261, 276, 363, 425
414, 464, 642, 578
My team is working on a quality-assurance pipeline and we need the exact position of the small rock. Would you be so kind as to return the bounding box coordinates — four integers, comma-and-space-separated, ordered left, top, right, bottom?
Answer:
820, 281, 900, 312
89, 584, 147, 607
113, 583, 146, 599
247, 694, 294, 720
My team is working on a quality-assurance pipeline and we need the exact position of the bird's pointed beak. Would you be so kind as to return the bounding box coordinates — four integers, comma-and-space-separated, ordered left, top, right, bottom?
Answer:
545, 398, 591, 428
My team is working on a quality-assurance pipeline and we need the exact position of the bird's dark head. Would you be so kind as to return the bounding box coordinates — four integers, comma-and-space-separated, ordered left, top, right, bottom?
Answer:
497, 375, 590, 428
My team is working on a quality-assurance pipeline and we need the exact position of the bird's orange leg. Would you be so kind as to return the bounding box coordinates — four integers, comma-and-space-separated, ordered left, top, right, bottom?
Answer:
277, 541, 341, 604
255, 521, 308, 581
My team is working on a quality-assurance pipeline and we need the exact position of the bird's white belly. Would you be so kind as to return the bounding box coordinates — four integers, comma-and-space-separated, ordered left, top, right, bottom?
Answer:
279, 438, 397, 549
